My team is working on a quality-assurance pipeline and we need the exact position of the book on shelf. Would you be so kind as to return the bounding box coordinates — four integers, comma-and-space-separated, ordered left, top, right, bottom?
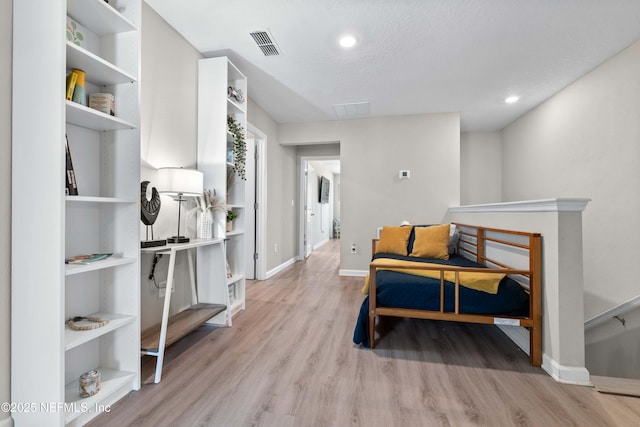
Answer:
65, 71, 78, 101
65, 135, 78, 196
71, 69, 87, 106
65, 253, 113, 265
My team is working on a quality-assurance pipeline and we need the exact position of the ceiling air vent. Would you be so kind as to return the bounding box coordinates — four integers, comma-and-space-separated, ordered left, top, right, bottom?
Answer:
333, 102, 370, 119
250, 30, 281, 56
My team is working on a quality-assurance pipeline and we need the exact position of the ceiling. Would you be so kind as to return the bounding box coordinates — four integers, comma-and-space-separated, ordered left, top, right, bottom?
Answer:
309, 160, 341, 176
146, 0, 640, 132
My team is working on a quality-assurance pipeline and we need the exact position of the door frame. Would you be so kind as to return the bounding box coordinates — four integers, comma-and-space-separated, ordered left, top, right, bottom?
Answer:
298, 155, 339, 261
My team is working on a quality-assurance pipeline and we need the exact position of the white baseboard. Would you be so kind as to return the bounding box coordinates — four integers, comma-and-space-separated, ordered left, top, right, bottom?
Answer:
498, 325, 591, 386
266, 257, 297, 279
339, 269, 367, 277
542, 354, 592, 386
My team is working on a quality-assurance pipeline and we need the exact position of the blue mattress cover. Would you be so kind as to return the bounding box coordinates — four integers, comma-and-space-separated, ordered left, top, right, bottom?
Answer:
352, 253, 530, 347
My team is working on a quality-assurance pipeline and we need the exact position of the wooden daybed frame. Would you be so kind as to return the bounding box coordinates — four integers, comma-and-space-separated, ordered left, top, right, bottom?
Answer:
368, 223, 542, 366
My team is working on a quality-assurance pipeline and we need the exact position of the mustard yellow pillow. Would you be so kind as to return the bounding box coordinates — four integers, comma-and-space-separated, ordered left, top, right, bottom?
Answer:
375, 226, 412, 255
409, 224, 450, 259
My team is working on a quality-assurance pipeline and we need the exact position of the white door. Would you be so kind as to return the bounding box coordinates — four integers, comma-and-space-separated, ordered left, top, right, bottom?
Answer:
245, 138, 256, 279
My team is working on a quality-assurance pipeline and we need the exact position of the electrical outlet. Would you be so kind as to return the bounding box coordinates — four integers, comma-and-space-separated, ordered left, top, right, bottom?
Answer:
274, 243, 278, 253
351, 244, 357, 254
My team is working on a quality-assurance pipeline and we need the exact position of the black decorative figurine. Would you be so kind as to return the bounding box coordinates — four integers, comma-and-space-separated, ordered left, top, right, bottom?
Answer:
140, 181, 166, 248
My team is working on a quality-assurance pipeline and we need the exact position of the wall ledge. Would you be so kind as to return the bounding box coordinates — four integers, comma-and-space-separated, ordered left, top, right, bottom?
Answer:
449, 198, 591, 213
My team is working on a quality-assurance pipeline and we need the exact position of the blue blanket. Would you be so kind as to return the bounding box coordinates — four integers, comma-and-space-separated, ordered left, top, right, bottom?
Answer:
353, 253, 529, 347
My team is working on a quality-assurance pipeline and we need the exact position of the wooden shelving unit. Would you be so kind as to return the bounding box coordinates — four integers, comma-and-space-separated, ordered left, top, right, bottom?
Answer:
198, 57, 248, 325
12, 1, 141, 425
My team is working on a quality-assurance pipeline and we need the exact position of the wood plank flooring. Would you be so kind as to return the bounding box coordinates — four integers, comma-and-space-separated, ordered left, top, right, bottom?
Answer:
89, 239, 640, 426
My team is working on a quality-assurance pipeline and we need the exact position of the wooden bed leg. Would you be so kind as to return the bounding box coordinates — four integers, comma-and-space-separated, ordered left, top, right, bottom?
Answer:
530, 324, 542, 367
369, 263, 377, 349
369, 311, 376, 349
530, 234, 542, 367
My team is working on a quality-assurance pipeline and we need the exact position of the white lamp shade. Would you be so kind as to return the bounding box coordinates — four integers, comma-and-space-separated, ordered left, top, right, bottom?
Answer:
157, 167, 203, 197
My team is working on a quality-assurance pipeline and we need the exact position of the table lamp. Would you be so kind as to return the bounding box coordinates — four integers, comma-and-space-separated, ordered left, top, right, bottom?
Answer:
157, 167, 203, 243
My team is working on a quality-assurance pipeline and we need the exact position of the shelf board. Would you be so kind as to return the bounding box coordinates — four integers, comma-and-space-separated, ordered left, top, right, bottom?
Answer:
227, 97, 246, 114
65, 313, 136, 351
64, 368, 136, 423
229, 298, 244, 317
66, 195, 136, 204
67, 42, 137, 85
65, 256, 136, 276
140, 238, 223, 254
66, 100, 136, 131
226, 230, 244, 237
227, 204, 244, 209
140, 303, 226, 351
227, 61, 246, 82
67, 0, 137, 35
227, 274, 245, 286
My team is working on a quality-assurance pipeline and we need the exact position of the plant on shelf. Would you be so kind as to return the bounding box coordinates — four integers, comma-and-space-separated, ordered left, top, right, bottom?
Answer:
226, 210, 238, 223
226, 209, 238, 232
227, 115, 246, 180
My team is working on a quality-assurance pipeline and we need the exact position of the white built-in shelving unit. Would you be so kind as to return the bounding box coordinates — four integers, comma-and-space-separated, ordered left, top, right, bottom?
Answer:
12, 1, 141, 425
198, 57, 247, 324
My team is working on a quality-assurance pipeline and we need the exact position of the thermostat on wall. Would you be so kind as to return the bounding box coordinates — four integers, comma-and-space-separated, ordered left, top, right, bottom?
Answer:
399, 170, 410, 179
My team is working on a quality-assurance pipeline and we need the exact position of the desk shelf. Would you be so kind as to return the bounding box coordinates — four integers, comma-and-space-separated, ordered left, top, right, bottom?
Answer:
141, 303, 226, 351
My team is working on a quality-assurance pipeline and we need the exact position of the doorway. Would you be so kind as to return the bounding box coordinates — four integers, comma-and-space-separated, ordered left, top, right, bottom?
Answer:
298, 156, 340, 260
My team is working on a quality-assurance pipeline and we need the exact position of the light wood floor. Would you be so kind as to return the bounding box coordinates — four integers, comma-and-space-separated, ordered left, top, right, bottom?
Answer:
89, 239, 640, 426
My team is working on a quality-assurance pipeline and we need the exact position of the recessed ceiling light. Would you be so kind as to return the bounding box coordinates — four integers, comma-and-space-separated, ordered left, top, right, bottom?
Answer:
505, 95, 520, 104
339, 35, 357, 48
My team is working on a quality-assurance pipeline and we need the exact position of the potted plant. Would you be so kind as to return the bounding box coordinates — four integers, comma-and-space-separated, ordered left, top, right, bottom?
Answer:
227, 115, 246, 180
226, 210, 238, 232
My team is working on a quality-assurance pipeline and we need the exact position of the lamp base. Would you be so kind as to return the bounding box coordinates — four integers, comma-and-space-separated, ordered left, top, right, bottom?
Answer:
141, 239, 167, 248
167, 236, 190, 244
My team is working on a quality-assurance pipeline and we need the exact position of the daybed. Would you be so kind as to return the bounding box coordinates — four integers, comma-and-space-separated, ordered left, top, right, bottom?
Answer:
353, 223, 542, 366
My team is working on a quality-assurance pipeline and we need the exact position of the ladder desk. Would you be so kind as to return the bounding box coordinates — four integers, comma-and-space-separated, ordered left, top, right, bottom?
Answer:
141, 238, 227, 383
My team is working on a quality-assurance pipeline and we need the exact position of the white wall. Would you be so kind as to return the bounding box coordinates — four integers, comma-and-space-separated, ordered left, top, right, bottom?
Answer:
501, 40, 640, 378
247, 99, 299, 272
502, 41, 640, 318
139, 3, 203, 329
279, 113, 460, 272
586, 308, 640, 379
460, 131, 502, 205
1, 1, 11, 425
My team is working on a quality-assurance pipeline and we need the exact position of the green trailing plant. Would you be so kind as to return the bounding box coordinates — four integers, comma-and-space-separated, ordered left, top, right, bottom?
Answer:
227, 116, 247, 180
226, 210, 238, 223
